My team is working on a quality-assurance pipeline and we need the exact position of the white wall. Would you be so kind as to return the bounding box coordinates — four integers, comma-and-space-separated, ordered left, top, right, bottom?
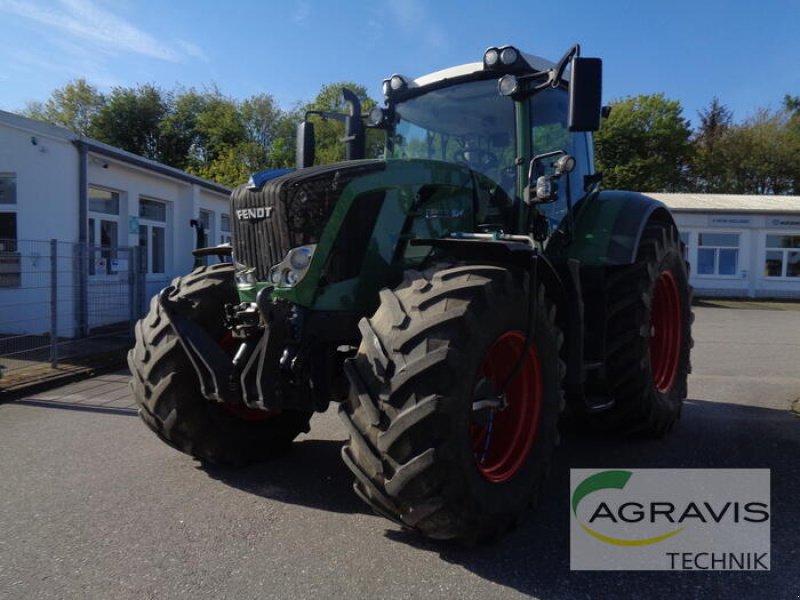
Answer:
673, 212, 800, 299
0, 119, 79, 337
0, 113, 231, 336
86, 156, 231, 323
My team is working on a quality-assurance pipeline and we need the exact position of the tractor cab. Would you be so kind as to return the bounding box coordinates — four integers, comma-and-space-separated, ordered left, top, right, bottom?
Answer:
377, 46, 601, 242
299, 44, 603, 246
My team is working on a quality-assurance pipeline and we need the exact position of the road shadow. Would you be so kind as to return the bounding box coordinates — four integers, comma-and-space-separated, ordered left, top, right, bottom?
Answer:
196, 399, 798, 598
201, 437, 368, 516
383, 399, 800, 599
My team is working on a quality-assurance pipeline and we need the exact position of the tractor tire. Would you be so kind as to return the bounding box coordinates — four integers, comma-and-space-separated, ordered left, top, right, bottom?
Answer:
596, 220, 693, 436
339, 264, 564, 543
128, 263, 311, 466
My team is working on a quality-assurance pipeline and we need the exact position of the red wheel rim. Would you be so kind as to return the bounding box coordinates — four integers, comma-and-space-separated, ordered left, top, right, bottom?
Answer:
650, 271, 682, 393
218, 332, 272, 421
469, 331, 542, 483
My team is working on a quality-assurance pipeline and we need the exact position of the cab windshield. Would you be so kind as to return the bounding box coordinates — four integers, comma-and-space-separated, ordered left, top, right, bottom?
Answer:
389, 78, 516, 194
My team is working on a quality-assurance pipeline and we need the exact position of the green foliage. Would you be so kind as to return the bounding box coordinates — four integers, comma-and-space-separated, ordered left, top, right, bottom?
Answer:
595, 94, 692, 192
304, 82, 381, 164
23, 77, 798, 194
711, 109, 800, 195
22, 79, 105, 135
91, 84, 170, 159
691, 97, 733, 192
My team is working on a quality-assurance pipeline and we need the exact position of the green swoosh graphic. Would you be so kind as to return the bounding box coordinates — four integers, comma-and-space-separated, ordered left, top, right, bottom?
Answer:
572, 470, 684, 546
571, 470, 632, 516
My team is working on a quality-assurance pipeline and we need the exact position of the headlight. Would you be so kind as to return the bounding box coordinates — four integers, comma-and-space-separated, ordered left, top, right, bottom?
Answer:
269, 267, 282, 285
235, 262, 257, 287
270, 244, 316, 288
288, 246, 313, 270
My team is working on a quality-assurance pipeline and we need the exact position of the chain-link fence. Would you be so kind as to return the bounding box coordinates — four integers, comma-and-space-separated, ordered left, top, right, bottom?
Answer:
0, 238, 163, 389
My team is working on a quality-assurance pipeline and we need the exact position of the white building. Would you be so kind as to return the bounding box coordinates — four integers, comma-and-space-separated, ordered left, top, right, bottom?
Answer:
652, 193, 800, 299
0, 110, 232, 337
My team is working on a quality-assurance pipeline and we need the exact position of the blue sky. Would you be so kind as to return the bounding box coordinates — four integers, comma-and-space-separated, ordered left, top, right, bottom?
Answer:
1, 0, 798, 128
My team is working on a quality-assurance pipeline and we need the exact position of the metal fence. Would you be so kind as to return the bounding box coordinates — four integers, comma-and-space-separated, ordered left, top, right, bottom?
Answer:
0, 238, 165, 387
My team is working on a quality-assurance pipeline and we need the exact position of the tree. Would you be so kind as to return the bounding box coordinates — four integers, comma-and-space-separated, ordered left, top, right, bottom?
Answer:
691, 97, 733, 191
22, 79, 105, 135
713, 109, 800, 195
594, 94, 693, 192
90, 84, 170, 159
240, 94, 282, 150
158, 88, 210, 170
303, 82, 380, 164
268, 106, 304, 168
20, 79, 384, 186
784, 94, 800, 118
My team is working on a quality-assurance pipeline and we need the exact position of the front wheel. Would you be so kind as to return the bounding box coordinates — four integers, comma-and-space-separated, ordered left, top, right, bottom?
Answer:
128, 263, 311, 466
339, 264, 564, 543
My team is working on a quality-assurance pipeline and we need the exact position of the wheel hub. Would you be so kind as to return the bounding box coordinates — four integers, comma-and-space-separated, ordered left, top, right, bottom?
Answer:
650, 271, 682, 394
469, 331, 542, 483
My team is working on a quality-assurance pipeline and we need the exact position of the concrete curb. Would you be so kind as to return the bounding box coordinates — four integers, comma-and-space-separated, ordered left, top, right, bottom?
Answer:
0, 349, 129, 402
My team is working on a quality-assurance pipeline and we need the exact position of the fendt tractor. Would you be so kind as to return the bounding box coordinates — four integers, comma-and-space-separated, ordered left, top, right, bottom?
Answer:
129, 44, 692, 543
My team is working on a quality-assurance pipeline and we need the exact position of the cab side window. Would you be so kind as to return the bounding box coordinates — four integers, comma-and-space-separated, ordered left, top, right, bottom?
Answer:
529, 88, 590, 229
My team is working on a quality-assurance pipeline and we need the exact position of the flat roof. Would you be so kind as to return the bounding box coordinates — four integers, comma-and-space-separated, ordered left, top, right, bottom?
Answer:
648, 193, 800, 214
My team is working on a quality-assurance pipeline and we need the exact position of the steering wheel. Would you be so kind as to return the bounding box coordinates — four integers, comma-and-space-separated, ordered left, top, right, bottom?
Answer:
454, 148, 498, 171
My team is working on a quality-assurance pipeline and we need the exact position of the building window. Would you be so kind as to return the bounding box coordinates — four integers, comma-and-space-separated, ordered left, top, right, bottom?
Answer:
764, 234, 800, 278
89, 187, 119, 214
198, 210, 212, 247
139, 198, 167, 274
679, 231, 690, 261
697, 232, 739, 276
88, 186, 120, 275
0, 212, 19, 287
0, 174, 17, 205
88, 218, 119, 275
220, 213, 232, 245
140, 198, 167, 221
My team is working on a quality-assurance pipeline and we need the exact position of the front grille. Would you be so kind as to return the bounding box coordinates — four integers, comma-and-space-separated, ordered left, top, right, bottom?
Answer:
231, 160, 385, 280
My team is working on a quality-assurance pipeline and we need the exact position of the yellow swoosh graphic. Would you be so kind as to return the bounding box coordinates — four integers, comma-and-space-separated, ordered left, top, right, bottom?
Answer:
580, 524, 685, 547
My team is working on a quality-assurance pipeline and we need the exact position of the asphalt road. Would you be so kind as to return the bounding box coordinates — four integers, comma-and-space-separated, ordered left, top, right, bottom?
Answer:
1, 306, 799, 600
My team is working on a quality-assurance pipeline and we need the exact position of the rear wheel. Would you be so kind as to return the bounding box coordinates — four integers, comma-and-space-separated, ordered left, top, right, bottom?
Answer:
339, 264, 564, 543
597, 221, 692, 436
128, 263, 311, 466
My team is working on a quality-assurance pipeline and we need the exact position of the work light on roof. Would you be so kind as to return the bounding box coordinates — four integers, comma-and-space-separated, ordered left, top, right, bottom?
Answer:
368, 106, 386, 126
390, 75, 406, 91
383, 74, 409, 99
484, 48, 500, 67
497, 74, 519, 97
500, 47, 519, 65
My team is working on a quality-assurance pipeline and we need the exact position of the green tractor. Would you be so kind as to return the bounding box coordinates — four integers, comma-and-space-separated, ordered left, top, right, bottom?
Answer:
128, 44, 692, 543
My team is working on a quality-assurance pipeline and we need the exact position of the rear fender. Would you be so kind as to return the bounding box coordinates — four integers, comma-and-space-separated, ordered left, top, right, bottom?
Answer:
568, 190, 676, 266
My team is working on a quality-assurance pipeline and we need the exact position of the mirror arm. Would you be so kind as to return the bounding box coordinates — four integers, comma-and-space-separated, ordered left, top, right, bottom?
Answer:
551, 44, 580, 88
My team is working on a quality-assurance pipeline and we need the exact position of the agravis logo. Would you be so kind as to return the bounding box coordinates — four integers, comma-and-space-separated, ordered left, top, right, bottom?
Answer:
569, 469, 771, 571
571, 470, 684, 546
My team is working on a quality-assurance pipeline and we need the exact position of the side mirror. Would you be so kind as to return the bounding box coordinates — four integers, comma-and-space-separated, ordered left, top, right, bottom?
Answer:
525, 151, 575, 205
296, 121, 315, 169
568, 57, 602, 132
